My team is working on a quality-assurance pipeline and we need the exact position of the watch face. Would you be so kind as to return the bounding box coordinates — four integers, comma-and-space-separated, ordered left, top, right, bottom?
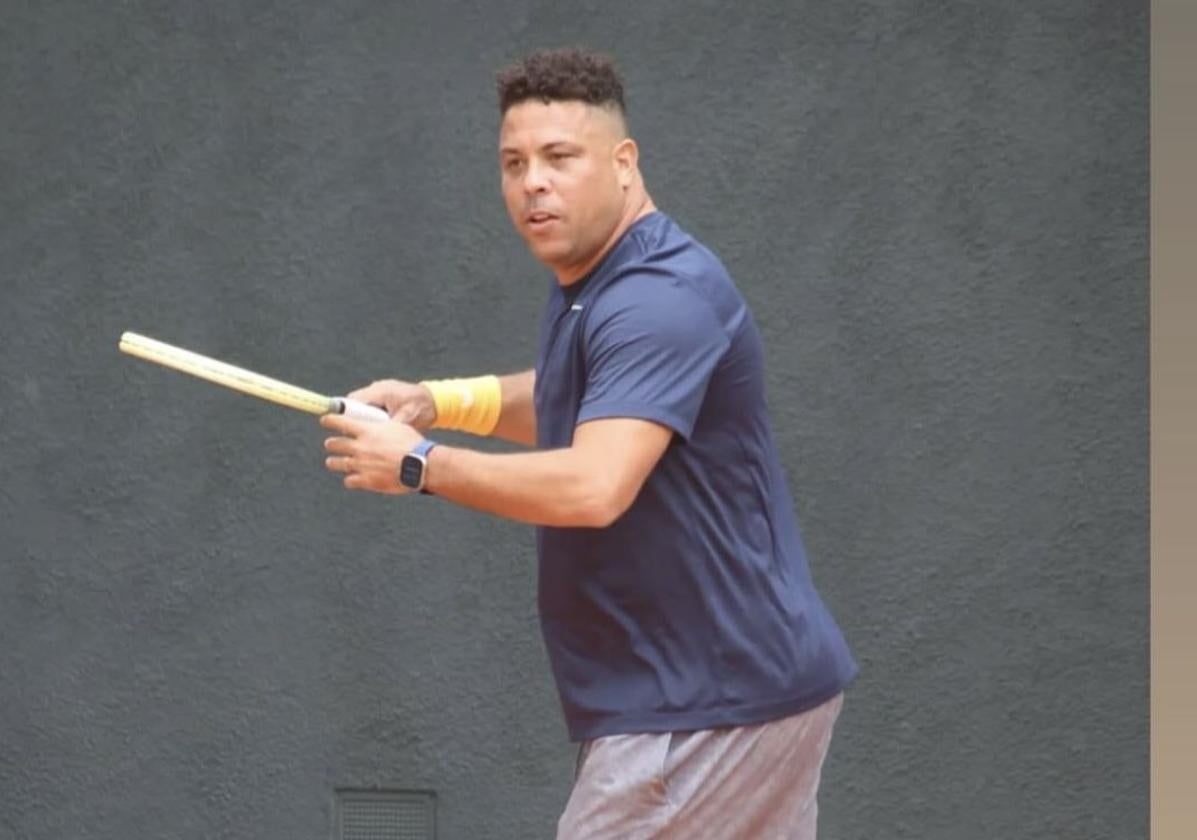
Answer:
399, 454, 424, 489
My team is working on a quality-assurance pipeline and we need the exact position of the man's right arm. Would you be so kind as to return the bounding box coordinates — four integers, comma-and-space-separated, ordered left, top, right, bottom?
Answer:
345, 368, 538, 448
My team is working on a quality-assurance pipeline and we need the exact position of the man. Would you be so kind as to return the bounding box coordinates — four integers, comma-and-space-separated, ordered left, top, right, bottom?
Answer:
321, 47, 857, 839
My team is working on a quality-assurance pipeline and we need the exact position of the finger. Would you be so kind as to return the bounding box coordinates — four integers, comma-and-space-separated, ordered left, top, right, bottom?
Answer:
325, 455, 353, 473
320, 413, 365, 435
346, 383, 388, 406
323, 436, 355, 455
320, 413, 344, 432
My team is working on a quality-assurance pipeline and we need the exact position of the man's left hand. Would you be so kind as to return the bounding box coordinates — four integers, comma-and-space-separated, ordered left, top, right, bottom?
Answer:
321, 413, 425, 494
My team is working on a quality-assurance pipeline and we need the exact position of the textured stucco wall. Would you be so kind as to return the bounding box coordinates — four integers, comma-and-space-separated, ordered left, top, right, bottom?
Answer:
1, 1, 1147, 838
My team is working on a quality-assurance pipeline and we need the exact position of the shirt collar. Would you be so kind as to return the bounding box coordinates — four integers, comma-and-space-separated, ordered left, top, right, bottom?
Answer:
555, 211, 663, 306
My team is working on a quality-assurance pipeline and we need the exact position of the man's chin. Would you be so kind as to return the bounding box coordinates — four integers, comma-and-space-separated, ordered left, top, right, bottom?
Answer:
525, 238, 572, 266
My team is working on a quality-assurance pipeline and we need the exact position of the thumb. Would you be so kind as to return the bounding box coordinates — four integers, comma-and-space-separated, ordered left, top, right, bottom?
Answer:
346, 380, 393, 409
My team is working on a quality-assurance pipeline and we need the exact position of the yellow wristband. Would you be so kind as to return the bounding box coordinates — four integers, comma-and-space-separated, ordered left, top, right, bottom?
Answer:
420, 375, 502, 436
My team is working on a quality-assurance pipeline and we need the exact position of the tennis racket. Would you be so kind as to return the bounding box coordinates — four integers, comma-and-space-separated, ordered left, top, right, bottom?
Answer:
118, 331, 389, 422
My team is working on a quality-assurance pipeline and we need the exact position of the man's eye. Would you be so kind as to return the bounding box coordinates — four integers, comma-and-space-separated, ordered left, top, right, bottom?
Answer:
504, 159, 524, 172
550, 152, 572, 162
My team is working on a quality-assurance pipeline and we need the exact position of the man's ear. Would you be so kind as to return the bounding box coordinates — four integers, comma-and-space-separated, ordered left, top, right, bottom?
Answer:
613, 137, 639, 189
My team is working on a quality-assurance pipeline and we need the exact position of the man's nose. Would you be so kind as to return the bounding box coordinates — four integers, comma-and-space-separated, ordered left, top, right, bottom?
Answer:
523, 159, 550, 195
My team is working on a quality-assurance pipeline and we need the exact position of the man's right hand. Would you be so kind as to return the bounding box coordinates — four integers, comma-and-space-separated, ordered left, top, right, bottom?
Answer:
345, 379, 438, 430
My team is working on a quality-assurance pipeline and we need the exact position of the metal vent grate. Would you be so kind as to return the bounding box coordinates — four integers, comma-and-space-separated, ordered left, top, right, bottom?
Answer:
336, 790, 436, 840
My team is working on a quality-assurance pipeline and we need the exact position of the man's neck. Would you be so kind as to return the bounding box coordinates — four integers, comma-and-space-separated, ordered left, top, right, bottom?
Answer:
556, 193, 657, 287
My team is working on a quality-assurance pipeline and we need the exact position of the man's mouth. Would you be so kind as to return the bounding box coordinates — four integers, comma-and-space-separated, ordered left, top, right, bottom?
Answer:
526, 211, 558, 227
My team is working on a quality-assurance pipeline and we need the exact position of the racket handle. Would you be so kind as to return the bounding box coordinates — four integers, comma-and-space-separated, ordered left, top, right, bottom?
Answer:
332, 398, 390, 423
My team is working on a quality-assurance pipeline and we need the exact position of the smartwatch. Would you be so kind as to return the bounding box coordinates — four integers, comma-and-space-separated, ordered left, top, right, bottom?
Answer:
398, 438, 439, 494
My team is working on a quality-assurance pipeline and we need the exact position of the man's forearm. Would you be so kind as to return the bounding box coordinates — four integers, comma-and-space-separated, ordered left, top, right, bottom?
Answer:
424, 443, 615, 528
490, 369, 537, 446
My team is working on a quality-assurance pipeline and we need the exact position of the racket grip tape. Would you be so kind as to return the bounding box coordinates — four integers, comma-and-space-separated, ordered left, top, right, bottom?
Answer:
332, 398, 390, 423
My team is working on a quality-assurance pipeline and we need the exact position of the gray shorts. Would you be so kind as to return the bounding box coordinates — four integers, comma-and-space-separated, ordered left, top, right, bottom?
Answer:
556, 693, 844, 840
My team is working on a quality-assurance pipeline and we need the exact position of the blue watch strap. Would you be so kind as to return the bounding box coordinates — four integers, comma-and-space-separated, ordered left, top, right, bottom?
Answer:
410, 438, 438, 494
411, 438, 438, 459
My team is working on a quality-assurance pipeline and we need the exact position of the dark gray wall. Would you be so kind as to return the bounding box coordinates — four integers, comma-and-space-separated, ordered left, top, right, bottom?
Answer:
1, 1, 1147, 838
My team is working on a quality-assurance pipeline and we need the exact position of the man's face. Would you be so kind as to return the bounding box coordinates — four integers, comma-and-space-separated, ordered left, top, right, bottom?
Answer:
499, 100, 630, 281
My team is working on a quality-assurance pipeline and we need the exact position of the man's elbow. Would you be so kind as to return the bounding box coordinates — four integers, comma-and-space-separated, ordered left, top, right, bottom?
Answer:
572, 480, 633, 529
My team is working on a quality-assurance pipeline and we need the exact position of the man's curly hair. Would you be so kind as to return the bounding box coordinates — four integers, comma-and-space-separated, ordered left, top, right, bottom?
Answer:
496, 47, 626, 117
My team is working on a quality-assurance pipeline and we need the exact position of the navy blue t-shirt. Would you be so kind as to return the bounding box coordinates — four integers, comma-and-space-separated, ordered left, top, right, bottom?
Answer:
534, 211, 857, 741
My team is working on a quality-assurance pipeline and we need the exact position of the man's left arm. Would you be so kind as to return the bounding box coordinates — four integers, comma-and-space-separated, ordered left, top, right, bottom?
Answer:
323, 272, 728, 526
321, 413, 672, 528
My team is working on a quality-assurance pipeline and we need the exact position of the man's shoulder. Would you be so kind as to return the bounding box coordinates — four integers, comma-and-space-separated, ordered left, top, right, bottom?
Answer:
622, 212, 718, 269
588, 263, 717, 324
593, 219, 737, 315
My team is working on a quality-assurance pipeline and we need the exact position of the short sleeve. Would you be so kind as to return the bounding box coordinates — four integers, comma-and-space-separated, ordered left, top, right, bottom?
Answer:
576, 275, 730, 440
